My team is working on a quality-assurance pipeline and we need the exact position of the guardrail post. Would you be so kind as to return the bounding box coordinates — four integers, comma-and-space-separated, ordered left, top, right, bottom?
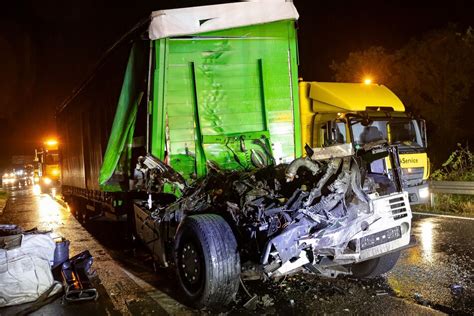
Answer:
429, 192, 435, 208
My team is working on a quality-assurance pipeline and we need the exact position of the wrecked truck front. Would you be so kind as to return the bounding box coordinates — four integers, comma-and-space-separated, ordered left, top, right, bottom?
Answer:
134, 142, 413, 280
263, 190, 412, 279
259, 143, 413, 279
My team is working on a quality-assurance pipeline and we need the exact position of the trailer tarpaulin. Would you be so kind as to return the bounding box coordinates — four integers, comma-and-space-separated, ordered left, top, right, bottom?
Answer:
148, 0, 299, 40
99, 42, 145, 191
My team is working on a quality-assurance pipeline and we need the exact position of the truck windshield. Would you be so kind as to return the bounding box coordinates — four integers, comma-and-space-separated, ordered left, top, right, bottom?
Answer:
350, 119, 424, 149
45, 153, 59, 164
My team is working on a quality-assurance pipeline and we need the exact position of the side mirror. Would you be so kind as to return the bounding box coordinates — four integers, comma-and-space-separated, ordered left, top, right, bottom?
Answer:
419, 119, 428, 148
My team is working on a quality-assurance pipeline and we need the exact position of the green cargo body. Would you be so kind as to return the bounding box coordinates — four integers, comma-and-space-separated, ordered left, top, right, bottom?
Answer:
150, 20, 301, 180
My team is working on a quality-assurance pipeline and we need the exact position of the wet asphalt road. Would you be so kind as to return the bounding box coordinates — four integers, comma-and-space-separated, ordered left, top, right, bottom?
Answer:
1, 188, 473, 315
0, 189, 169, 315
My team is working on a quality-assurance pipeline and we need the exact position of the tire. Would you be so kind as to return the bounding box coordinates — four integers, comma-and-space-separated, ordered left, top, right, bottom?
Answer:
68, 198, 77, 217
351, 250, 401, 278
175, 214, 240, 309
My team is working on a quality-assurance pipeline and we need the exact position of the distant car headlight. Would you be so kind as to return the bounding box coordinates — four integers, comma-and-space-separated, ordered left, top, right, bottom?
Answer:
33, 184, 41, 195
419, 187, 430, 199
43, 177, 52, 185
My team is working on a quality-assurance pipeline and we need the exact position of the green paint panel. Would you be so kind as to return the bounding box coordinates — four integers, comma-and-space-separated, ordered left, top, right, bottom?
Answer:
151, 20, 300, 180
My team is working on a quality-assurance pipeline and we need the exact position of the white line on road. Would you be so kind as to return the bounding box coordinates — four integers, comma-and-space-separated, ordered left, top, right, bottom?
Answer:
412, 212, 474, 221
120, 267, 195, 315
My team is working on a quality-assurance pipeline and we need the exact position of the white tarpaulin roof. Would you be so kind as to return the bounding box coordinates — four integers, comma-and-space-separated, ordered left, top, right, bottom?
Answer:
149, 0, 299, 40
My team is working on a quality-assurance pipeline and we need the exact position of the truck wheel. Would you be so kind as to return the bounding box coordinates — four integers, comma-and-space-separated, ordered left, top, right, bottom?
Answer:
351, 251, 401, 278
68, 198, 77, 217
175, 214, 240, 309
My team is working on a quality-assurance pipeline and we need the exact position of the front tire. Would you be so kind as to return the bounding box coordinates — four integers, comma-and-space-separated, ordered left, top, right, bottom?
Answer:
351, 250, 401, 278
175, 214, 240, 309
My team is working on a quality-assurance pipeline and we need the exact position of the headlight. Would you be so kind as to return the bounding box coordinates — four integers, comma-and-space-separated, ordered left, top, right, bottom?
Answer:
33, 184, 41, 195
43, 177, 52, 185
419, 187, 430, 199
402, 167, 424, 175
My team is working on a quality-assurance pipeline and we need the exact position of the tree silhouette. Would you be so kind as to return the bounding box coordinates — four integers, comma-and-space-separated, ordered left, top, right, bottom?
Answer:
330, 26, 474, 166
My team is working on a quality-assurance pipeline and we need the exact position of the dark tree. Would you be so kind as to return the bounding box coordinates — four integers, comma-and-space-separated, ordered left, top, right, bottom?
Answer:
330, 26, 474, 166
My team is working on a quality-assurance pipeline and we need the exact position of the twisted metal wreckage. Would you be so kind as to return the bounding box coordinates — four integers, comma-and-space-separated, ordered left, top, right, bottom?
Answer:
133, 141, 413, 281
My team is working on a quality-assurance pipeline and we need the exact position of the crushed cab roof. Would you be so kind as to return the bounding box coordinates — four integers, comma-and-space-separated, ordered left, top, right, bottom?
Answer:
149, 0, 299, 40
308, 82, 406, 113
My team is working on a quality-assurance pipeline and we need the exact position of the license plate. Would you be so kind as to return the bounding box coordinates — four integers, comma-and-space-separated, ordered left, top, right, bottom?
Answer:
360, 226, 402, 250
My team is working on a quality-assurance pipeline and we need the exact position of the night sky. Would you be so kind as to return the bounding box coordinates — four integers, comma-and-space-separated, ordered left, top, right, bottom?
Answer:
0, 0, 473, 168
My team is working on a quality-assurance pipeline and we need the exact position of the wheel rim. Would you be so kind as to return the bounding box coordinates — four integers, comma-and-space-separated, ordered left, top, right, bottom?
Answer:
178, 239, 204, 295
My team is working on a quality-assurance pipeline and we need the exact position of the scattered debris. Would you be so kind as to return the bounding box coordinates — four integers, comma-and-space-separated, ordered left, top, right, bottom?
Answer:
0, 224, 23, 236
243, 295, 259, 311
60, 250, 98, 302
450, 284, 463, 296
139, 142, 410, 282
0, 232, 59, 307
414, 293, 428, 306
261, 294, 274, 307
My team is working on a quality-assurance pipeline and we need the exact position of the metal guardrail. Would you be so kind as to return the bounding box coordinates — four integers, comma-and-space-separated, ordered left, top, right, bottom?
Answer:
430, 181, 474, 195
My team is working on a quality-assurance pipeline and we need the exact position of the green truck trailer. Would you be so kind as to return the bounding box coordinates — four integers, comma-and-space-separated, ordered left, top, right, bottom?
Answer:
58, 1, 413, 308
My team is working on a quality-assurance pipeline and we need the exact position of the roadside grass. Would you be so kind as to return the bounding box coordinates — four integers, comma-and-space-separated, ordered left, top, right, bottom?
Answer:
413, 195, 474, 217
417, 144, 474, 216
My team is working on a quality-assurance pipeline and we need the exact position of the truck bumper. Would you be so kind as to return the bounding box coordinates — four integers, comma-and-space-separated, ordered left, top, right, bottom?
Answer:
405, 182, 430, 205
268, 192, 413, 278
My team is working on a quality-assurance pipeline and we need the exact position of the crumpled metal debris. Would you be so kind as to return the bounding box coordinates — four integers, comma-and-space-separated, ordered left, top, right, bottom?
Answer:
143, 142, 406, 279
166, 145, 377, 271
450, 284, 463, 296
243, 295, 259, 310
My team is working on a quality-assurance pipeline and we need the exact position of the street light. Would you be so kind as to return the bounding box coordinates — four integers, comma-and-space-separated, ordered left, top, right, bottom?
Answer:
45, 139, 58, 147
364, 77, 372, 85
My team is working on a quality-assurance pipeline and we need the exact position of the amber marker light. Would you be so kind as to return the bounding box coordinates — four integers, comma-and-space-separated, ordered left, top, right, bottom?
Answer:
45, 139, 58, 146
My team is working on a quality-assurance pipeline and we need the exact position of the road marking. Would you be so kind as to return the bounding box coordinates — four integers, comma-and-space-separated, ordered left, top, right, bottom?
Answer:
412, 212, 474, 221
120, 268, 195, 315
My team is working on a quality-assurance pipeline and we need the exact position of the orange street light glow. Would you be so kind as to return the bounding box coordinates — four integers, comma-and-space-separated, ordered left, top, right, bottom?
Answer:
45, 139, 58, 146
364, 78, 372, 85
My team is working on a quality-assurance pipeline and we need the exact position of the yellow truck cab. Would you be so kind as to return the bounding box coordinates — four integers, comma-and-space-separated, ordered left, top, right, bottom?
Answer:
36, 139, 61, 194
299, 81, 430, 204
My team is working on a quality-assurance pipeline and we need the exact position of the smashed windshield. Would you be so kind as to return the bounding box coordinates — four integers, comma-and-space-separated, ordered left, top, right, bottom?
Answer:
351, 119, 423, 148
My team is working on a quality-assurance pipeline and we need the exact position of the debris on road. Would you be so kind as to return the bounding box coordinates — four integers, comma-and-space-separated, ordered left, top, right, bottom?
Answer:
261, 294, 274, 307
59, 250, 98, 302
414, 292, 428, 306
0, 223, 98, 308
0, 227, 61, 307
450, 284, 463, 296
243, 295, 259, 311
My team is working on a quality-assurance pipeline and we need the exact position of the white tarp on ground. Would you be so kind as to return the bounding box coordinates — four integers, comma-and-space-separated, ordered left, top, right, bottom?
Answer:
0, 234, 56, 307
149, 0, 299, 40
